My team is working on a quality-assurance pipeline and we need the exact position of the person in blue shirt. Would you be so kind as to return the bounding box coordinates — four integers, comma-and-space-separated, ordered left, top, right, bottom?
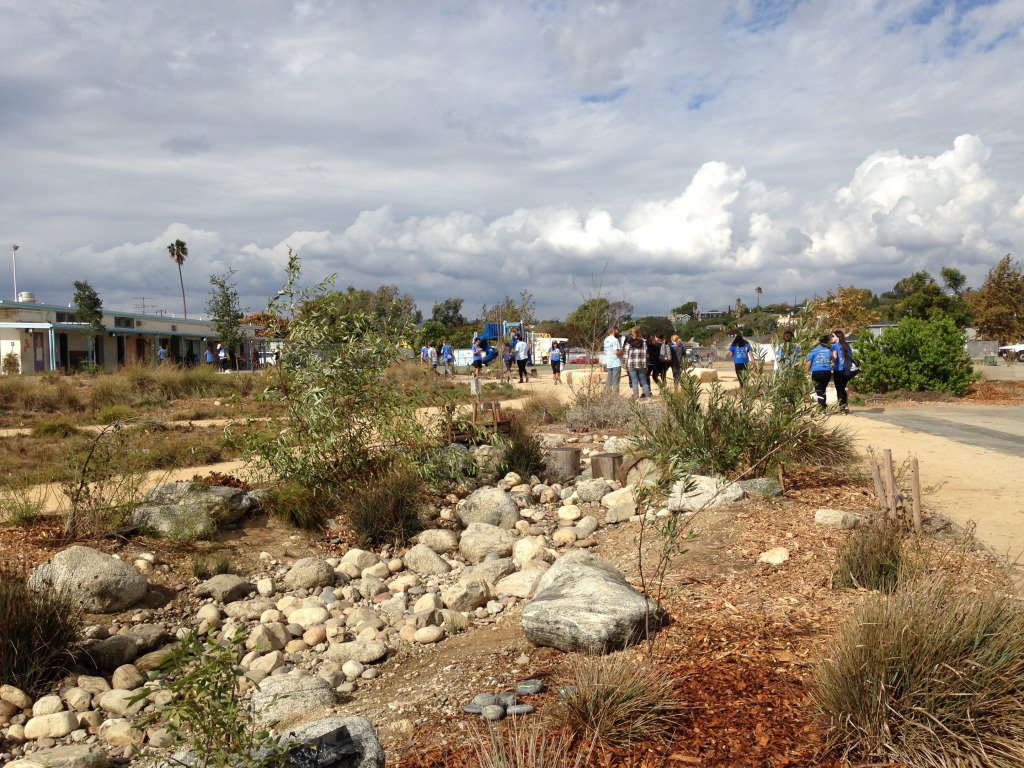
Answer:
805, 335, 833, 410
440, 340, 454, 377
549, 343, 563, 385
831, 329, 855, 414
728, 333, 754, 388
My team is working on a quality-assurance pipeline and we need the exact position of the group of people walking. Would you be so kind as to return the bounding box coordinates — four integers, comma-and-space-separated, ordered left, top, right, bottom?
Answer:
605, 323, 858, 411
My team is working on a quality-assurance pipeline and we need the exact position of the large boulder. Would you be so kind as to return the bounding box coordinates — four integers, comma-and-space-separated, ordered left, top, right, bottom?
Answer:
667, 475, 744, 512
456, 487, 519, 529
281, 716, 385, 768
522, 550, 665, 653
195, 574, 253, 603
133, 482, 259, 541
415, 529, 460, 554
459, 523, 518, 564
252, 671, 336, 728
283, 558, 336, 591
30, 546, 147, 613
7, 745, 108, 768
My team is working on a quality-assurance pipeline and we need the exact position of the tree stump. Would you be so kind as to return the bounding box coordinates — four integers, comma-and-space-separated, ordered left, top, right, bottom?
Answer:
590, 452, 623, 481
545, 447, 581, 483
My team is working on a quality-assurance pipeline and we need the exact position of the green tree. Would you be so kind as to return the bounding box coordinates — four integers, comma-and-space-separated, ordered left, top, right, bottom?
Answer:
207, 269, 245, 369
672, 301, 698, 317
480, 290, 536, 326
299, 284, 420, 344
240, 251, 424, 501
967, 254, 1024, 342
941, 266, 968, 295
815, 285, 880, 334
167, 239, 189, 318
73, 280, 104, 366
888, 271, 970, 326
856, 316, 977, 396
431, 297, 466, 327
628, 315, 676, 339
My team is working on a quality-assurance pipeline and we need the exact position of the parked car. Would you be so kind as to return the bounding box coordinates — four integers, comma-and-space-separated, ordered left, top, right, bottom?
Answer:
997, 343, 1024, 362
566, 347, 600, 365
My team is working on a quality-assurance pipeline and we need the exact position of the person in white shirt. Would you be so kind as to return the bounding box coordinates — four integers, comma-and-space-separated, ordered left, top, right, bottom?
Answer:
514, 336, 529, 383
603, 325, 623, 392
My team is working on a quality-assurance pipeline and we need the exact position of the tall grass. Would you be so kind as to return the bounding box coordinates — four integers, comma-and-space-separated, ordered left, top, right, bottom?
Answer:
815, 573, 1024, 767
833, 518, 906, 592
632, 366, 853, 477
0, 565, 82, 696
551, 652, 685, 747
473, 719, 587, 768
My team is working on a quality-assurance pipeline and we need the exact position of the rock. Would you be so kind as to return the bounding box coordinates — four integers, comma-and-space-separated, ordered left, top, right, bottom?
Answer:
603, 436, 635, 455
412, 593, 443, 613
739, 477, 783, 497
414, 625, 444, 644
342, 660, 365, 679
403, 544, 452, 576
253, 671, 336, 728
29, 547, 147, 613
98, 718, 143, 748
601, 486, 637, 523
512, 536, 550, 568
459, 559, 516, 586
195, 574, 253, 603
1, 684, 33, 710
340, 549, 379, 572
284, 558, 336, 591
249, 651, 285, 676
758, 547, 790, 565
575, 478, 612, 503
575, 516, 600, 539
415, 529, 460, 554
122, 624, 168, 654
135, 647, 174, 673
247, 623, 289, 652
456, 487, 520, 529
62, 688, 92, 713
522, 550, 665, 653
441, 581, 489, 612
814, 508, 859, 530
224, 597, 276, 621
24, 712, 80, 740
459, 523, 518, 564
481, 704, 505, 721
551, 528, 577, 547
132, 482, 258, 541
556, 505, 581, 522
495, 570, 544, 599
5, 744, 108, 768
32, 695, 64, 717
666, 475, 744, 513
82, 635, 137, 671
280, 716, 385, 768
96, 689, 144, 718
325, 640, 388, 665
289, 606, 330, 629
110, 665, 144, 691
256, 578, 276, 597
74, 677, 110, 697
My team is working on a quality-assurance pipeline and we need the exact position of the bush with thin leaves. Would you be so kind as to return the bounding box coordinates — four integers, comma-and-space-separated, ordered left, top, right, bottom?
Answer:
0, 565, 81, 696
814, 573, 1024, 767
131, 628, 290, 768
346, 465, 426, 548
494, 416, 545, 481
632, 365, 854, 477
551, 652, 684, 747
832, 518, 905, 592
472, 718, 587, 768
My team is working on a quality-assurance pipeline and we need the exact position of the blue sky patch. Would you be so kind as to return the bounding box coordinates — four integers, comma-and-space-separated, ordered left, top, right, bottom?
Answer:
581, 87, 628, 104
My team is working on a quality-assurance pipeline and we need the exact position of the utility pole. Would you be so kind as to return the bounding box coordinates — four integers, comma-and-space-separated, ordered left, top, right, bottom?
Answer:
133, 297, 158, 315
11, 244, 18, 301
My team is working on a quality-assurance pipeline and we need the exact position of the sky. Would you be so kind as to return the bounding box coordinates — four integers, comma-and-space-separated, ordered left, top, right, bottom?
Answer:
1, 0, 1023, 322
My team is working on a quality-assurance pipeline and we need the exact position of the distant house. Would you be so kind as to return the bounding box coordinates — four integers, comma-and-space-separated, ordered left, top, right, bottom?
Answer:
697, 309, 726, 320
864, 322, 898, 338
0, 298, 265, 373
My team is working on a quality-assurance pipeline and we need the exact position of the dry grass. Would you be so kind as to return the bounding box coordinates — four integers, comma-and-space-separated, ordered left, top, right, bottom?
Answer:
815, 572, 1024, 767
472, 718, 587, 768
551, 652, 686, 748
832, 517, 906, 592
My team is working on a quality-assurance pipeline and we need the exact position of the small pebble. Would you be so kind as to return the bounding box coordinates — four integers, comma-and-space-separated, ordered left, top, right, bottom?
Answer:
462, 704, 483, 714
472, 693, 497, 707
506, 704, 535, 716
516, 679, 544, 695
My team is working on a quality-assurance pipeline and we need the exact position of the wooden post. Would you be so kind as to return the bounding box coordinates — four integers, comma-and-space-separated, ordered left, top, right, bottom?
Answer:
910, 457, 923, 536
545, 447, 582, 483
869, 461, 887, 514
882, 449, 898, 522
591, 452, 623, 481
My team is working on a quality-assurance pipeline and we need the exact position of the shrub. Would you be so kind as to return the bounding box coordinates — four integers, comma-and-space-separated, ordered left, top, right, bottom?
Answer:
0, 484, 49, 525
345, 465, 426, 548
814, 574, 1024, 766
263, 481, 337, 531
3, 351, 20, 375
564, 388, 642, 432
855, 316, 978, 396
833, 518, 906, 592
33, 417, 82, 438
95, 404, 137, 424
132, 629, 290, 768
413, 443, 481, 494
515, 390, 568, 427
632, 366, 854, 477
0, 565, 82, 696
552, 652, 684, 747
473, 718, 586, 768
495, 417, 545, 481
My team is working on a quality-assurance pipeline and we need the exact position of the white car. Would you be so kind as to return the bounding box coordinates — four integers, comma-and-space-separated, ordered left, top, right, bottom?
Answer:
997, 343, 1024, 362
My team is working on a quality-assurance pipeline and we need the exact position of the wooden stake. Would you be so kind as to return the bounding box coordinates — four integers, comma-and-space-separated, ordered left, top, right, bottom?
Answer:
910, 457, 923, 536
882, 449, 898, 521
869, 460, 887, 514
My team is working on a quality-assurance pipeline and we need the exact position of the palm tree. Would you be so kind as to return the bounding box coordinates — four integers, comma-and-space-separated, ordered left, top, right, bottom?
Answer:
167, 239, 188, 317
755, 286, 763, 308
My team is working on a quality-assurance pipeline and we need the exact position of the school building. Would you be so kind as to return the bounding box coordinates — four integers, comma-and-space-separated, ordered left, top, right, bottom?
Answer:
0, 296, 265, 373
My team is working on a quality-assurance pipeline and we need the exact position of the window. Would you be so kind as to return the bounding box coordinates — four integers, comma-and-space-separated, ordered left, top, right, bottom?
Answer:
113, 317, 133, 328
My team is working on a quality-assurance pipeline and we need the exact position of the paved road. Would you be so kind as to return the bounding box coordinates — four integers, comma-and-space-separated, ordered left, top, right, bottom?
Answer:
854, 405, 1024, 458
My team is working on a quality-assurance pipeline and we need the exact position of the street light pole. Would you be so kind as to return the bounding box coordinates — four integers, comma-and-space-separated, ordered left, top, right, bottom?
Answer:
11, 244, 18, 301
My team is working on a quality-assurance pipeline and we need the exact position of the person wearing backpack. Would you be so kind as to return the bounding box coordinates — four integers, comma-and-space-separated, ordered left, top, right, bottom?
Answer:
831, 329, 855, 414
728, 333, 754, 388
805, 335, 833, 410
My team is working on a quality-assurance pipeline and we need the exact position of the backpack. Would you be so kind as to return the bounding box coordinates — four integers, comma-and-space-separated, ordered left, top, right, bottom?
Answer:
659, 342, 672, 363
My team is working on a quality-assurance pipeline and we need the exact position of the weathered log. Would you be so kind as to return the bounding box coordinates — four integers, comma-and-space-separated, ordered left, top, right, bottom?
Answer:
545, 447, 582, 483
590, 452, 623, 481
